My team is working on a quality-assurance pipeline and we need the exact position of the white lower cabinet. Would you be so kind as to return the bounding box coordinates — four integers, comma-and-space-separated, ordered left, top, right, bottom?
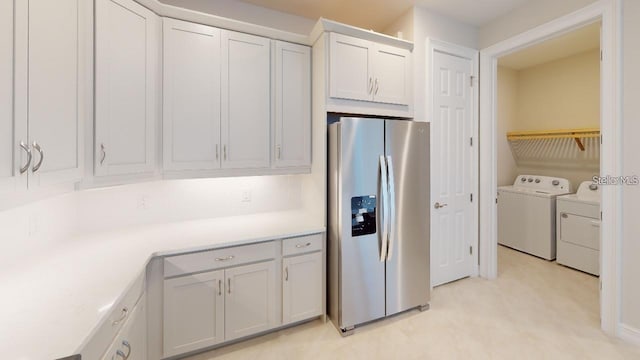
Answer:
163, 270, 225, 357
102, 295, 147, 360
283, 252, 323, 324
224, 261, 277, 341
162, 261, 277, 357
161, 235, 323, 358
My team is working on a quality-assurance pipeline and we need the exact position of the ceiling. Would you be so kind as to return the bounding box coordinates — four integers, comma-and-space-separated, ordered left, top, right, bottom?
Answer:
498, 22, 600, 70
239, 0, 531, 31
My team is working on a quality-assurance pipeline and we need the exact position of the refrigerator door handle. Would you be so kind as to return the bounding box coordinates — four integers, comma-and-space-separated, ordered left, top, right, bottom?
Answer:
379, 155, 389, 262
386, 155, 396, 261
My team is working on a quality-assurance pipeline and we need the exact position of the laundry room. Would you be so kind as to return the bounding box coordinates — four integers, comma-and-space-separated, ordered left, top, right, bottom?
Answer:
495, 21, 602, 300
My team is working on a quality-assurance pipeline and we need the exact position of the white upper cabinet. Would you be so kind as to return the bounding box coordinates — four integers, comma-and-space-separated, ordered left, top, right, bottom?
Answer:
274, 41, 311, 168
373, 43, 411, 105
221, 31, 271, 170
0, 0, 21, 192
95, 0, 160, 177
13, 0, 86, 188
163, 19, 221, 171
329, 33, 373, 102
328, 32, 411, 106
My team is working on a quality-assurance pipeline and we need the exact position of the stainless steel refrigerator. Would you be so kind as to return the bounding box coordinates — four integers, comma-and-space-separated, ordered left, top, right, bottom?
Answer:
327, 117, 430, 335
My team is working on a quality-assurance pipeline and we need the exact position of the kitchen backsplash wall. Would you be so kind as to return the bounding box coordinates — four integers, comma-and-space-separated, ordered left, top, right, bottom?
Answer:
0, 175, 306, 265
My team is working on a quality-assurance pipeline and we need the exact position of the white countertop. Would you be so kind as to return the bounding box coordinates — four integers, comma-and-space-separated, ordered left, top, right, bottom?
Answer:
0, 210, 324, 360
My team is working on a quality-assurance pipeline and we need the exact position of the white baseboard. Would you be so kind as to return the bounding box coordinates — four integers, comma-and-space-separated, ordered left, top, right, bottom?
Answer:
619, 323, 640, 346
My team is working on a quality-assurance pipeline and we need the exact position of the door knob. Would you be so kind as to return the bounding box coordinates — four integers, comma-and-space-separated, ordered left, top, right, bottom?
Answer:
434, 202, 448, 209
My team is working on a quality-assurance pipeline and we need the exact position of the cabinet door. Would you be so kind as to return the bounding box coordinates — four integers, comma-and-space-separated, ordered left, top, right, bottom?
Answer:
0, 0, 26, 192
102, 297, 147, 360
163, 270, 225, 357
225, 261, 276, 341
274, 41, 311, 168
95, 0, 159, 176
163, 19, 221, 171
329, 33, 373, 102
21, 0, 84, 187
372, 44, 411, 105
221, 31, 271, 169
283, 252, 323, 324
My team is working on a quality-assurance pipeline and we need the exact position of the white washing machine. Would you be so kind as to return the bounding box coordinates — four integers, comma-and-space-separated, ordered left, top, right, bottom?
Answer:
556, 181, 601, 275
498, 175, 572, 260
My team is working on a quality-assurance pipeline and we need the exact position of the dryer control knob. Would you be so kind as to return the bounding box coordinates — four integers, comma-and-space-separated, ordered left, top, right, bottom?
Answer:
521, 177, 527, 182
528, 178, 534, 182
552, 180, 560, 186
535, 178, 541, 183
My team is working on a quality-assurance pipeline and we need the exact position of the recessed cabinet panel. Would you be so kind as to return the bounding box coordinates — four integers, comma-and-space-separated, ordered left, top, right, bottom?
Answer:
163, 270, 225, 357
225, 261, 277, 340
95, 0, 159, 176
329, 33, 373, 102
373, 44, 410, 105
274, 41, 311, 168
0, 0, 19, 191
283, 252, 323, 324
221, 31, 271, 169
163, 19, 221, 171
25, 0, 82, 186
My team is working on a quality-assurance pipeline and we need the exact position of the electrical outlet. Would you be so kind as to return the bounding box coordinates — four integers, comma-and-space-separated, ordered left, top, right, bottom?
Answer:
137, 195, 149, 210
241, 190, 252, 203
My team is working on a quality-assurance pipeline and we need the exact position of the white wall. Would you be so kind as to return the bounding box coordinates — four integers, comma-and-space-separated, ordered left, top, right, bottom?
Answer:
482, 0, 640, 333
384, 6, 478, 122
479, 0, 599, 48
497, 50, 600, 188
159, 0, 315, 35
497, 66, 519, 186
621, 0, 640, 334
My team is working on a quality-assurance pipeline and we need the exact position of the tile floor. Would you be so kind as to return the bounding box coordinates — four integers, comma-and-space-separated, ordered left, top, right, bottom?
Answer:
186, 246, 640, 359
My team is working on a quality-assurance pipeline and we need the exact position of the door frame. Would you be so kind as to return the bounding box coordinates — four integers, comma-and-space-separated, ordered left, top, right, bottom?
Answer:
478, 0, 621, 335
426, 38, 480, 284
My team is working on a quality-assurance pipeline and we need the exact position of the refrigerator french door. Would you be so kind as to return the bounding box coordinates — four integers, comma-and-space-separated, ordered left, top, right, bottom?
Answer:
328, 117, 430, 335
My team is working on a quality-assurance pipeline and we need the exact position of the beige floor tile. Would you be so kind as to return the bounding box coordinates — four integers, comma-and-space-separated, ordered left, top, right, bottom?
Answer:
184, 246, 640, 360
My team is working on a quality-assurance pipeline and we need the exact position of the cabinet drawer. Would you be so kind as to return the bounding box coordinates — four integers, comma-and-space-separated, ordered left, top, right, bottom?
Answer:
164, 241, 278, 277
80, 271, 145, 360
282, 234, 322, 256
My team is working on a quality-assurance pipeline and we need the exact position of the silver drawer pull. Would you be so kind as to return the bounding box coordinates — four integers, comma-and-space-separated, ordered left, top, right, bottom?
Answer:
113, 350, 126, 360
215, 255, 235, 262
295, 242, 311, 249
112, 307, 128, 326
285, 266, 289, 281
122, 340, 131, 359
19, 141, 32, 174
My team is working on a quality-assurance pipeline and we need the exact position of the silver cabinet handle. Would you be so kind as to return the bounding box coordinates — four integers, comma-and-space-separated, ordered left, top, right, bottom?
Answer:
374, 78, 379, 95
100, 143, 106, 166
121, 340, 131, 359
32, 141, 44, 173
295, 242, 311, 248
276, 145, 281, 159
19, 141, 32, 174
223, 145, 227, 160
113, 350, 126, 360
218, 279, 222, 296
561, 213, 569, 218
216, 144, 219, 160
368, 77, 373, 94
227, 278, 231, 294
285, 266, 289, 281
434, 202, 447, 209
112, 307, 128, 326
215, 255, 235, 262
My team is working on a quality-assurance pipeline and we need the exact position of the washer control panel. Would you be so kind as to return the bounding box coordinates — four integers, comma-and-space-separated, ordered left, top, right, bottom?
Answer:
513, 175, 571, 192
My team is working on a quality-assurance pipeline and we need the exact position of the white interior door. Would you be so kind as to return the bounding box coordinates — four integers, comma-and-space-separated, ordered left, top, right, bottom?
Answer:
431, 49, 476, 287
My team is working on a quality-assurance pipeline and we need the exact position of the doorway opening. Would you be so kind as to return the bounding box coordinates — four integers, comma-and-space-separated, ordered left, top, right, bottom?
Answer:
479, 1, 621, 335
